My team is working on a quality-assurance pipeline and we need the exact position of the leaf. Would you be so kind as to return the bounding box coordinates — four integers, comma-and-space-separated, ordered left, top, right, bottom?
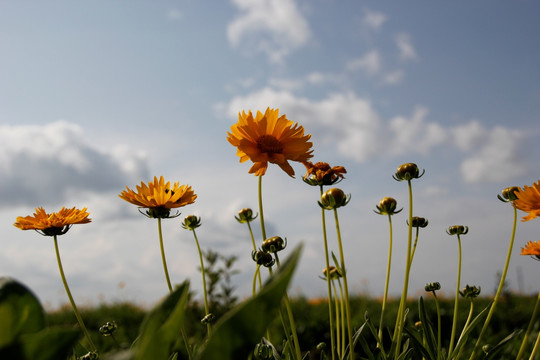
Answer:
483, 329, 522, 360
194, 245, 302, 360
0, 277, 46, 348
135, 281, 190, 360
448, 303, 490, 359
417, 297, 437, 359
19, 327, 81, 360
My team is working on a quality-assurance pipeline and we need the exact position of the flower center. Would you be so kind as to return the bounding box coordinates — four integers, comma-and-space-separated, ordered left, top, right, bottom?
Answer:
257, 135, 283, 154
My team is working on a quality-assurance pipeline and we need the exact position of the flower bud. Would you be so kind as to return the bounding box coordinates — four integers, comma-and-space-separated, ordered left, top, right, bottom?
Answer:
201, 313, 215, 324
235, 208, 257, 223
254, 342, 274, 360
497, 186, 520, 202
252, 249, 275, 267
262, 236, 287, 253
414, 321, 422, 329
319, 188, 351, 210
446, 225, 469, 236
393, 163, 424, 181
374, 197, 403, 215
425, 282, 441, 292
409, 216, 429, 228
316, 342, 327, 351
79, 352, 99, 360
99, 321, 117, 336
182, 215, 201, 230
482, 344, 492, 354
322, 266, 342, 280
459, 285, 481, 299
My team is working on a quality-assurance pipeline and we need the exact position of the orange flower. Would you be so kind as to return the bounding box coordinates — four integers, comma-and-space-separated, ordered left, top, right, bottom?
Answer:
14, 207, 91, 236
303, 161, 346, 186
520, 240, 540, 259
513, 180, 540, 221
119, 176, 196, 218
227, 107, 313, 177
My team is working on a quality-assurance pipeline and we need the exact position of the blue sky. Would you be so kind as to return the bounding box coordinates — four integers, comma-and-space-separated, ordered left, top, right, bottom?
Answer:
1, 0, 540, 309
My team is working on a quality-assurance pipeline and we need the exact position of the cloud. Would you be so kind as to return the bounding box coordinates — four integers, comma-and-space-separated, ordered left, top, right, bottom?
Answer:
346, 50, 382, 76
380, 70, 404, 85
167, 9, 183, 20
227, 0, 311, 63
454, 124, 527, 183
362, 8, 387, 31
395, 33, 418, 61
0, 121, 149, 207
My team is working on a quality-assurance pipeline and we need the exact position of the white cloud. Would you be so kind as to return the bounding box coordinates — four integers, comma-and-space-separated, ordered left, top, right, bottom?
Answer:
346, 50, 381, 76
381, 70, 404, 85
0, 121, 149, 207
227, 0, 311, 63
395, 33, 418, 61
167, 9, 183, 20
388, 107, 446, 155
362, 8, 387, 31
457, 125, 527, 183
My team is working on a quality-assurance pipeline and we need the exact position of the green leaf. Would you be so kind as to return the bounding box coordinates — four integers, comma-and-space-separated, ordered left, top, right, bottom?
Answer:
417, 297, 437, 359
135, 281, 190, 360
448, 303, 490, 359
19, 327, 81, 360
0, 277, 46, 348
195, 245, 302, 360
483, 329, 522, 360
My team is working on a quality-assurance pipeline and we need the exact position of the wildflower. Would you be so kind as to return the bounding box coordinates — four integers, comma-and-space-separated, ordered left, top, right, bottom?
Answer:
262, 236, 287, 253
319, 188, 351, 210
446, 225, 469, 236
520, 240, 540, 260
408, 216, 429, 228
374, 197, 402, 215
460, 285, 481, 299
425, 282, 441, 292
235, 208, 257, 223
393, 162, 425, 181
14, 207, 91, 236
119, 176, 196, 218
226, 107, 313, 177
182, 215, 202, 230
302, 161, 346, 186
513, 180, 540, 221
497, 186, 520, 202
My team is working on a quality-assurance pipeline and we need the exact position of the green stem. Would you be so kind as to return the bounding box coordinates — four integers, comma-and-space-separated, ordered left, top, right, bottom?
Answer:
529, 328, 540, 360
447, 234, 462, 358
331, 280, 341, 358
320, 185, 336, 360
394, 180, 414, 357
470, 206, 517, 359
333, 208, 354, 360
433, 292, 441, 360
516, 292, 540, 360
53, 235, 97, 353
192, 229, 211, 336
253, 265, 262, 295
157, 218, 173, 293
454, 301, 474, 360
410, 227, 420, 265
247, 221, 263, 290
258, 175, 267, 241
378, 214, 393, 347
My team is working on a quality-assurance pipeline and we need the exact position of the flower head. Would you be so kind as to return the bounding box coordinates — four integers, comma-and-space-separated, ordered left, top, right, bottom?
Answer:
182, 215, 202, 230
425, 282, 441, 292
393, 163, 425, 181
119, 176, 196, 218
520, 240, 540, 260
459, 285, 481, 299
408, 216, 429, 228
235, 208, 258, 223
374, 197, 402, 215
227, 107, 313, 177
513, 180, 540, 221
14, 207, 91, 236
446, 225, 469, 236
319, 188, 351, 210
302, 161, 346, 186
262, 236, 287, 253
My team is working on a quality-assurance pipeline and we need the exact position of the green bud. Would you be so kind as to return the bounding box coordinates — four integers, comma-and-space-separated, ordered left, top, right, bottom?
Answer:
99, 321, 117, 336
254, 342, 274, 360
235, 208, 258, 223
322, 266, 342, 280
201, 313, 215, 324
182, 215, 201, 230
446, 225, 469, 236
425, 282, 441, 292
319, 188, 351, 210
374, 197, 403, 215
498, 186, 520, 202
252, 250, 275, 267
262, 236, 287, 253
409, 216, 429, 228
393, 163, 424, 181
459, 285, 481, 299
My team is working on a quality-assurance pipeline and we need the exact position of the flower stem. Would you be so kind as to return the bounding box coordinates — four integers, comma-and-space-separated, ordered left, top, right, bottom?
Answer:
247, 221, 263, 291
320, 185, 336, 360
516, 292, 540, 360
470, 206, 517, 359
447, 234, 462, 358
258, 175, 267, 240
529, 327, 540, 360
53, 235, 97, 353
192, 228, 211, 336
157, 218, 173, 293
333, 208, 354, 360
454, 300, 475, 360
378, 214, 393, 347
433, 291, 442, 360
394, 179, 414, 357
331, 280, 341, 358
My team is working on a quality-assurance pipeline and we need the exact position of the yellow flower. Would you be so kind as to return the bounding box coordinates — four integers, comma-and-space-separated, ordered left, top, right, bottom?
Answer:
227, 107, 313, 177
520, 240, 540, 259
513, 180, 540, 221
14, 207, 91, 236
119, 176, 196, 218
302, 161, 346, 186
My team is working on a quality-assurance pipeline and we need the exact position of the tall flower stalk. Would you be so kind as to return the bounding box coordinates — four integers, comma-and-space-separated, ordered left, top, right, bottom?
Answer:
14, 207, 97, 354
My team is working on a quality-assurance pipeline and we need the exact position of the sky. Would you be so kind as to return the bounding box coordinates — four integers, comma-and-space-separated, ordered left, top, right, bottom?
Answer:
1, 0, 540, 310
